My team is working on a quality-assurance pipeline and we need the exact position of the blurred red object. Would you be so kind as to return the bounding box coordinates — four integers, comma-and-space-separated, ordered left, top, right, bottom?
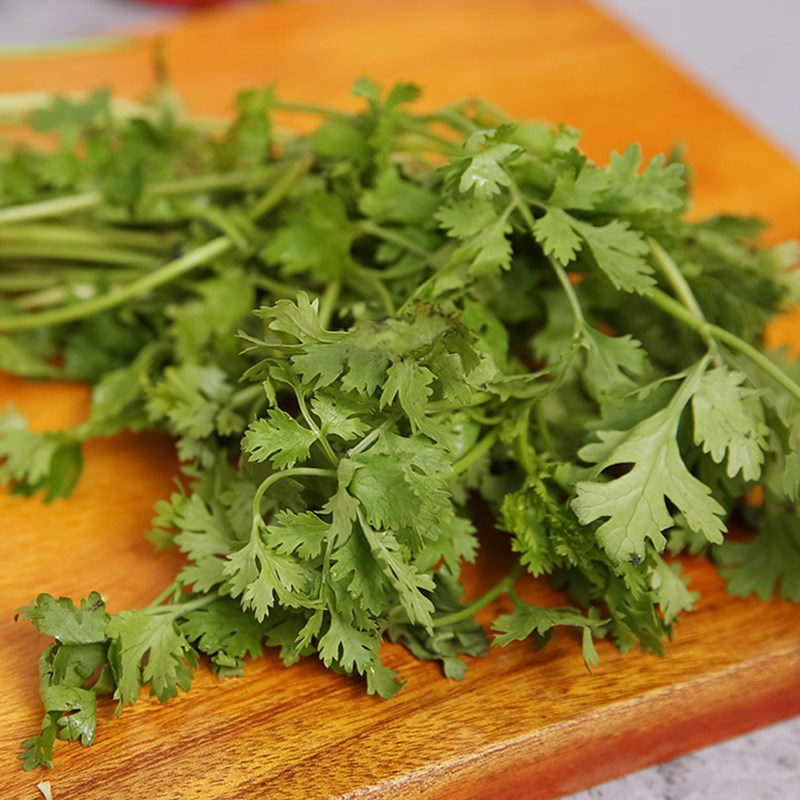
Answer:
138, 0, 229, 7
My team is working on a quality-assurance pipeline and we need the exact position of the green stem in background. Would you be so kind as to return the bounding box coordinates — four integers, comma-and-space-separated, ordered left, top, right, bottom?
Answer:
453, 428, 499, 475
249, 154, 313, 220
156, 593, 218, 616
0, 156, 312, 330
0, 273, 69, 292
295, 388, 338, 467
272, 100, 352, 122
646, 288, 800, 402
446, 97, 513, 127
426, 391, 492, 414
433, 563, 523, 628
649, 237, 715, 352
0, 223, 175, 252
0, 243, 161, 269
0, 91, 227, 133
0, 235, 233, 332
355, 220, 438, 266
251, 467, 336, 521
229, 384, 267, 409
534, 402, 557, 455
547, 254, 585, 332
0, 167, 281, 227
509, 182, 586, 332
147, 582, 181, 609
349, 265, 395, 315
252, 274, 301, 299
348, 414, 400, 458
317, 279, 341, 329
516, 406, 537, 476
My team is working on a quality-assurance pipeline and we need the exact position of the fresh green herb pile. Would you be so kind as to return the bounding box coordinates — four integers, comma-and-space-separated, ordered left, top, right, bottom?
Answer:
2, 80, 799, 771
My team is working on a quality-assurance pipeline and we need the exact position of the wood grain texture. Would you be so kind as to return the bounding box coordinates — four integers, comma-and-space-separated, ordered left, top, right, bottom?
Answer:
1, 1, 799, 798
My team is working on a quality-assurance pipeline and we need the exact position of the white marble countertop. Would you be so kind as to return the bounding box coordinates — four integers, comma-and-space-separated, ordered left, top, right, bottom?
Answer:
1, 2, 798, 797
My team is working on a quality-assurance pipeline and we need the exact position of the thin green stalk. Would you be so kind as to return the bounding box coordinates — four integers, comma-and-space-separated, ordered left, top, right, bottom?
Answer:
649, 237, 715, 351
0, 91, 226, 133
148, 582, 180, 609
510, 182, 585, 332
157, 593, 218, 616
0, 236, 232, 332
295, 388, 338, 466
253, 274, 301, 299
516, 407, 536, 476
356, 220, 434, 260
0, 157, 311, 330
419, 108, 476, 136
317, 279, 341, 329
229, 384, 267, 409
0, 167, 280, 227
646, 288, 800, 402
249, 154, 313, 221
547, 255, 585, 332
251, 467, 337, 520
0, 192, 101, 226
453, 428, 499, 475
273, 100, 352, 121
0, 243, 161, 269
0, 273, 60, 292
0, 223, 174, 251
433, 563, 523, 627
426, 391, 492, 413
349, 266, 395, 315
534, 402, 557, 455
348, 414, 400, 458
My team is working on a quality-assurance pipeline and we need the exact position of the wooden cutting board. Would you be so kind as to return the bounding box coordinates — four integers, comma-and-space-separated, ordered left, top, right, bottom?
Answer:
1, 2, 799, 798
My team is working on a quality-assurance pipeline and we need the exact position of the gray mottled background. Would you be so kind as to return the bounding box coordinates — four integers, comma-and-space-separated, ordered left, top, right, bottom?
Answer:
1, 1, 798, 797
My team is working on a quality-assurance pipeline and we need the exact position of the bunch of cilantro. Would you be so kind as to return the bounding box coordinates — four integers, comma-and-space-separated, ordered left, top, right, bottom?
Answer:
1, 78, 798, 772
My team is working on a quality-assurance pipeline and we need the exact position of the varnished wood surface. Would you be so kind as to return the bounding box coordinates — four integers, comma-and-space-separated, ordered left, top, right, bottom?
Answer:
1, 2, 799, 798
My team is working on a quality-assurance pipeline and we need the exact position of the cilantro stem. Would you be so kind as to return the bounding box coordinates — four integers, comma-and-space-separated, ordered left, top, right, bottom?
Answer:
0, 91, 227, 133
516, 406, 537, 476
157, 594, 218, 615
0, 236, 233, 331
453, 428, 499, 475
295, 388, 338, 466
253, 275, 301, 299
251, 467, 337, 520
0, 243, 161, 269
272, 101, 352, 121
355, 220, 438, 266
0, 167, 282, 226
249, 154, 313, 221
317, 279, 340, 329
534, 402, 557, 455
649, 237, 716, 352
426, 391, 492, 413
646, 288, 800, 402
547, 255, 586, 331
229, 384, 267, 409
433, 562, 523, 627
0, 223, 174, 251
449, 97, 515, 125
148, 582, 181, 609
509, 182, 586, 332
349, 266, 395, 314
348, 414, 400, 457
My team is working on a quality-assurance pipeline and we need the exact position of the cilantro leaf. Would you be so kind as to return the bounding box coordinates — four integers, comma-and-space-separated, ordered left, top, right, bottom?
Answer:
106, 609, 197, 704
492, 600, 605, 671
692, 367, 768, 481
573, 361, 727, 562
243, 409, 318, 469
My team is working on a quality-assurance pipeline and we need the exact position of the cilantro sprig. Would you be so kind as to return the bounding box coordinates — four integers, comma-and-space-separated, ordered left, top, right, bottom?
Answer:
1, 80, 798, 771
